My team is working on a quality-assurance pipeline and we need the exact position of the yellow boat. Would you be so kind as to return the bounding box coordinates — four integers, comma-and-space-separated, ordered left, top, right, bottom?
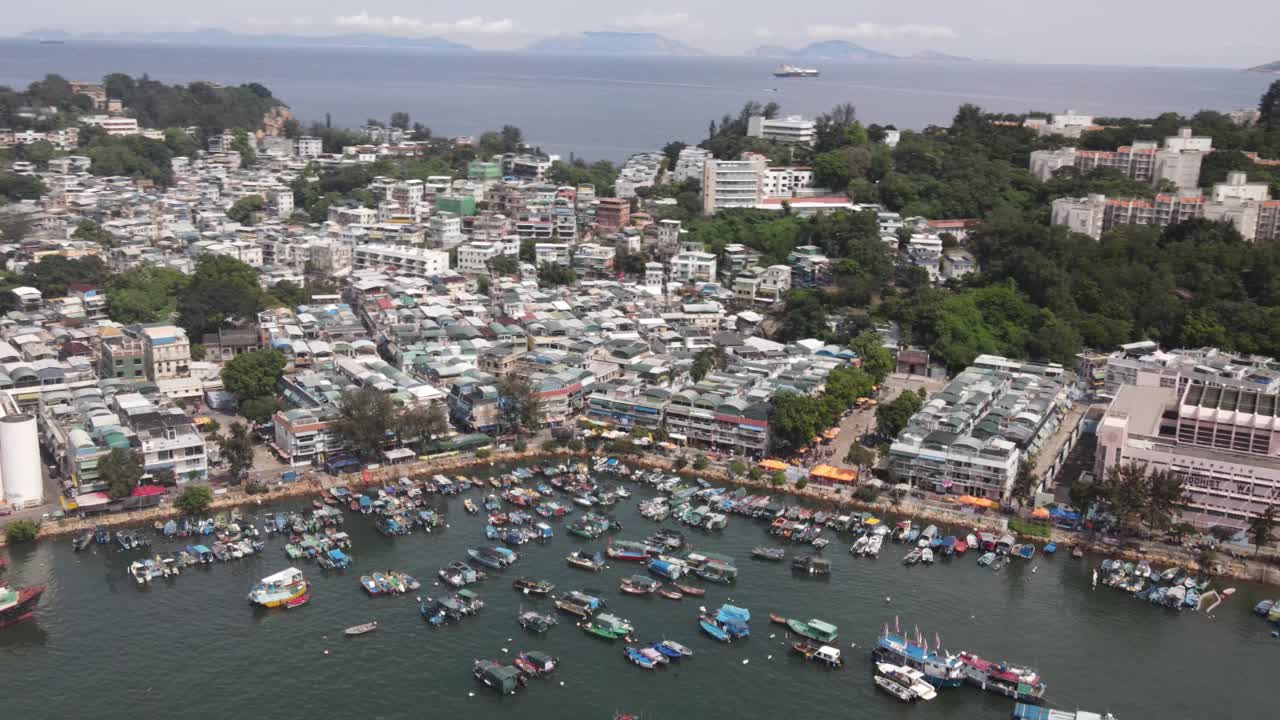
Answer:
248, 567, 308, 607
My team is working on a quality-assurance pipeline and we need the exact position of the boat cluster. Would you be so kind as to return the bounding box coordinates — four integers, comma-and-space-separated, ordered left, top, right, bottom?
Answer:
359, 570, 420, 596
1097, 559, 1221, 611
421, 588, 484, 626
472, 652, 559, 694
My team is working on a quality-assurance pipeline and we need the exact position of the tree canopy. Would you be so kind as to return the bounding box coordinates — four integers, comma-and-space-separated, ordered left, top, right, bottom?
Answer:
177, 255, 263, 340
334, 386, 396, 460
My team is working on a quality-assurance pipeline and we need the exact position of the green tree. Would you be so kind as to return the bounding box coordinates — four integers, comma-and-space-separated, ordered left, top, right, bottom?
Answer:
4, 519, 40, 543
175, 485, 214, 515
1260, 79, 1280, 126
849, 332, 894, 383
239, 396, 280, 425
488, 255, 520, 276
0, 173, 45, 203
395, 403, 449, 451
334, 386, 396, 460
497, 374, 542, 437
770, 392, 820, 451
72, 219, 115, 246
875, 391, 923, 439
226, 194, 264, 225
537, 263, 577, 287
845, 444, 876, 467
389, 111, 411, 130
218, 422, 255, 482
795, 477, 809, 490
771, 471, 787, 487
728, 459, 747, 477
177, 255, 263, 339
99, 447, 144, 500
230, 129, 256, 168
693, 456, 709, 471
220, 350, 287, 405
106, 266, 187, 324
20, 255, 108, 296
1011, 456, 1038, 508
1248, 504, 1276, 554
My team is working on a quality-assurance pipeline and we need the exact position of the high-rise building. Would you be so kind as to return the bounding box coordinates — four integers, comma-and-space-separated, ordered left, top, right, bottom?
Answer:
702, 155, 767, 214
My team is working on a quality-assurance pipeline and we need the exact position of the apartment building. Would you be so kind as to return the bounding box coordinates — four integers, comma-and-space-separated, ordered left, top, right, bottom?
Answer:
1030, 128, 1208, 192
534, 243, 571, 268
702, 155, 767, 214
99, 335, 146, 379
889, 358, 1069, 501
1051, 175, 1276, 241
670, 251, 718, 283
746, 115, 816, 145
613, 152, 663, 198
572, 243, 616, 278
1096, 382, 1280, 533
595, 197, 631, 231
81, 115, 140, 136
587, 384, 670, 430
296, 136, 323, 158
351, 244, 449, 278
428, 212, 465, 248
138, 324, 191, 381
456, 241, 506, 275
114, 392, 208, 483
732, 265, 792, 303
763, 166, 815, 197
664, 389, 772, 457
673, 147, 712, 183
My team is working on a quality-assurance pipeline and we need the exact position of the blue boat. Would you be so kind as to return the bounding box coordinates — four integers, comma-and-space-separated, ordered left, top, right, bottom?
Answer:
1016, 544, 1036, 559
1043, 542, 1057, 554
1253, 599, 1275, 616
190, 544, 213, 563
649, 641, 683, 660
535, 522, 554, 541
485, 525, 499, 540
326, 549, 351, 568
699, 619, 731, 642
941, 536, 957, 555
162, 520, 178, 537
874, 630, 964, 687
647, 559, 684, 581
714, 604, 750, 638
94, 527, 111, 545
624, 646, 656, 669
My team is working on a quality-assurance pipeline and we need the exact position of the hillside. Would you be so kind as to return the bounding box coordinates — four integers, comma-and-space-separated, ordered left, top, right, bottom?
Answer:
746, 40, 898, 61
1247, 61, 1280, 73
524, 31, 705, 56
16, 28, 471, 51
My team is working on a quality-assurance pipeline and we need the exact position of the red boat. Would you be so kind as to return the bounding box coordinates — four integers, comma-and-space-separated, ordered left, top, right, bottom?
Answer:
674, 583, 706, 597
658, 587, 683, 600
284, 592, 311, 609
0, 584, 45, 629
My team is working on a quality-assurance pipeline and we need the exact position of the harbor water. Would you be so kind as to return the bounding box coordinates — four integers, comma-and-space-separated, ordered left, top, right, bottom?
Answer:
2, 470, 1275, 719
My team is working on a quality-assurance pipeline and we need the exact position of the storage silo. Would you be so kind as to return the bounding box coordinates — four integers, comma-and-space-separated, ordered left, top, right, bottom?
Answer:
0, 413, 42, 507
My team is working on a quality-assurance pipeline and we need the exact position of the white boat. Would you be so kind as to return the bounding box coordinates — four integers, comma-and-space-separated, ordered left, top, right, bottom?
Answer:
128, 561, 150, 585
248, 567, 308, 608
875, 662, 937, 701
920, 548, 934, 565
866, 535, 884, 557
851, 536, 870, 555
772, 63, 820, 77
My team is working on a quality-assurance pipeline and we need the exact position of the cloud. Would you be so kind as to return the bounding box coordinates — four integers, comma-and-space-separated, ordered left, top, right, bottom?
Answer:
807, 23, 957, 41
334, 13, 515, 37
611, 12, 692, 32
753, 28, 775, 39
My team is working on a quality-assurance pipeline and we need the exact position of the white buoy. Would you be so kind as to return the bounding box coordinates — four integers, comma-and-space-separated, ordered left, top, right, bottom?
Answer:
469, 692, 475, 697
323, 650, 329, 655
742, 659, 749, 665
885, 596, 891, 603
501, 648, 508, 653
769, 633, 776, 639
559, 681, 565, 686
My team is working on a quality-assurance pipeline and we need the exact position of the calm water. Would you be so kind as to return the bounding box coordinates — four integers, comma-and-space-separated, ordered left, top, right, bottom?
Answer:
0, 41, 1270, 159
2, 468, 1277, 719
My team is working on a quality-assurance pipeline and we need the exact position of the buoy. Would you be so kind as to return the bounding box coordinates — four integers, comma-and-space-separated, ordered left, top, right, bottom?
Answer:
469, 692, 476, 697
767, 655, 773, 660
559, 681, 565, 686
885, 597, 891, 603
742, 659, 749, 665
769, 633, 776, 639
323, 650, 329, 655
501, 648, 508, 653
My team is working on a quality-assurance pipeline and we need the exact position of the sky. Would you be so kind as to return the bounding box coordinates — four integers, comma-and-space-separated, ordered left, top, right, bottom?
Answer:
7, 0, 1279, 68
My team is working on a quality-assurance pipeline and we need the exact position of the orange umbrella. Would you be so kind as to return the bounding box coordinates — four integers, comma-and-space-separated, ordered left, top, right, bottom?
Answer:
1031, 507, 1050, 519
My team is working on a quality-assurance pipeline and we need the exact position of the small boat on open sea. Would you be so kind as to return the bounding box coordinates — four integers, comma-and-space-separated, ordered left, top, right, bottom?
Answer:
658, 586, 684, 600
512, 577, 556, 596
753, 546, 785, 561
345, 621, 378, 636
699, 617, 731, 642
518, 609, 559, 633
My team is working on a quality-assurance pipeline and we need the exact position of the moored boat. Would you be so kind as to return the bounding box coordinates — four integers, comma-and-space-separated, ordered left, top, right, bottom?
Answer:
345, 621, 378, 636
790, 640, 843, 668
0, 583, 45, 629
518, 609, 559, 633
786, 617, 838, 643
753, 546, 786, 561
698, 617, 731, 642
875, 662, 938, 702
874, 626, 964, 688
512, 577, 556, 596
248, 568, 308, 608
956, 651, 1047, 702
674, 583, 706, 597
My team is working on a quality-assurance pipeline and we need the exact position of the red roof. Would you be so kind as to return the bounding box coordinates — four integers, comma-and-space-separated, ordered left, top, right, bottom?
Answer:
131, 485, 166, 497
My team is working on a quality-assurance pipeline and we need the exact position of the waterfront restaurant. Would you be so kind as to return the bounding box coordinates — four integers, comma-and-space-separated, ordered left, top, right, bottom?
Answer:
808, 464, 859, 488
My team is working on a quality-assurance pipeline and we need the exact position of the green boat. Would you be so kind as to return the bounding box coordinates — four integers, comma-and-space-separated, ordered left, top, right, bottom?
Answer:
786, 618, 838, 643
581, 612, 634, 640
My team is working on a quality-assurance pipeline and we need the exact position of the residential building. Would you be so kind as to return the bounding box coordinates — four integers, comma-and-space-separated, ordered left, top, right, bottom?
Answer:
351, 244, 449, 278
732, 265, 792, 302
614, 152, 663, 198
296, 136, 323, 158
763, 166, 815, 197
746, 115, 816, 145
99, 335, 146, 379
534, 243, 571, 268
702, 155, 767, 214
456, 241, 507, 275
138, 324, 191, 381
889, 358, 1069, 501
1050, 179, 1276, 242
670, 251, 717, 283
467, 161, 502, 181
428, 212, 465, 248
673, 147, 711, 183
435, 194, 477, 217
596, 197, 631, 231
572, 243, 616, 278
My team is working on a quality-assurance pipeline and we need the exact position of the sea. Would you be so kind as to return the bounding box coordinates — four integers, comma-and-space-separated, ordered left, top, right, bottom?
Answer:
1, 465, 1277, 719
0, 40, 1270, 160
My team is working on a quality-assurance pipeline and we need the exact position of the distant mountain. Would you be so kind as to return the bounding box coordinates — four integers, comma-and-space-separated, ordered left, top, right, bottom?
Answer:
746, 41, 971, 63
746, 40, 898, 61
16, 28, 471, 51
524, 31, 705, 56
1247, 60, 1280, 74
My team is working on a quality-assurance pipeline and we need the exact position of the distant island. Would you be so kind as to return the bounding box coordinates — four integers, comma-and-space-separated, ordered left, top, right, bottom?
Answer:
1248, 61, 1280, 74
747, 40, 971, 62
16, 28, 471, 51
523, 31, 705, 56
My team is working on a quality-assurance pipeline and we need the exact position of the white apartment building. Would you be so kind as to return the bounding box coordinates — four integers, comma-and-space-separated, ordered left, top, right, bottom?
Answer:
702, 155, 767, 214
296, 136, 323, 158
673, 147, 712, 183
351, 244, 449, 278
535, 243, 571, 267
670, 251, 718, 283
456, 241, 506, 275
644, 261, 665, 288
746, 115, 816, 145
81, 115, 140, 136
763, 166, 815, 197
140, 325, 192, 381
732, 264, 792, 302
428, 212, 465, 248
115, 394, 209, 483
1212, 171, 1270, 203
204, 240, 264, 267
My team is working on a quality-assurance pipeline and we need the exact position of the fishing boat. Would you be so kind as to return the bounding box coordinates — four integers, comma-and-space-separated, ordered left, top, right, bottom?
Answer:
850, 536, 870, 555
1043, 542, 1057, 554
956, 651, 1047, 702
606, 540, 653, 562
463, 498, 479, 514
657, 586, 684, 600
786, 618, 838, 643
624, 646, 656, 669
620, 575, 659, 595
866, 534, 885, 557
71, 532, 93, 551
714, 604, 751, 638
696, 559, 738, 583
1011, 703, 1118, 720
0, 583, 45, 629
345, 621, 378, 636
698, 617, 731, 642
512, 577, 555, 595
649, 641, 684, 661
953, 538, 968, 555
921, 548, 935, 565
790, 640, 843, 668
555, 590, 605, 618
438, 561, 485, 588
284, 592, 311, 609
468, 546, 514, 569
902, 548, 923, 566
360, 576, 382, 595
674, 583, 706, 597
660, 639, 693, 657
1015, 544, 1036, 560
515, 650, 558, 676
646, 558, 685, 581
978, 552, 996, 567
753, 546, 786, 561
1071, 546, 1085, 559
1253, 599, 1275, 616
248, 568, 308, 608
875, 663, 938, 702
518, 609, 559, 633
566, 550, 606, 572
582, 614, 633, 641
874, 626, 964, 687
917, 525, 938, 548
792, 556, 830, 575
474, 661, 526, 694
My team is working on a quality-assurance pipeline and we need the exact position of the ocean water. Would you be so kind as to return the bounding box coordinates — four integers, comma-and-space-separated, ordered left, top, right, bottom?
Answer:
1, 468, 1277, 719
0, 41, 1270, 159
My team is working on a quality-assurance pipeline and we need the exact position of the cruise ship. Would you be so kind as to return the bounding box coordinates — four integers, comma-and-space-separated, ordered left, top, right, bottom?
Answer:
773, 64, 820, 77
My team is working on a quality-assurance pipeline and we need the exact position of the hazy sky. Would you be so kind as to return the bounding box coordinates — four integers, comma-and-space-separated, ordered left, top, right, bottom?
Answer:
9, 1, 1278, 68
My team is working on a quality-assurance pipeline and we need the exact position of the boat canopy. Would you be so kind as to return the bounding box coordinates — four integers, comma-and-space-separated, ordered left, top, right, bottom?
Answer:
260, 567, 304, 585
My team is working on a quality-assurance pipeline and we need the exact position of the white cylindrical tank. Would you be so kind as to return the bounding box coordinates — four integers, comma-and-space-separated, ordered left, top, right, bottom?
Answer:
0, 413, 41, 507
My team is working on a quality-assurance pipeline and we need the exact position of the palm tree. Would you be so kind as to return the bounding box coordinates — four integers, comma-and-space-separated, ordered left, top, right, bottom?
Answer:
1248, 505, 1277, 556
